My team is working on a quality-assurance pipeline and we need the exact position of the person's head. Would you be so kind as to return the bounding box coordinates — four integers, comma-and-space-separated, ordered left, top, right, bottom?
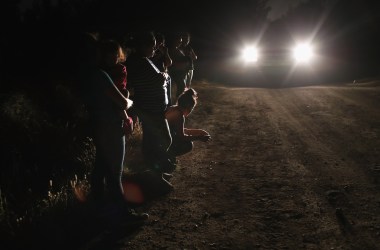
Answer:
99, 39, 126, 67
166, 32, 182, 49
74, 32, 99, 67
177, 88, 198, 116
130, 31, 156, 58
181, 32, 190, 46
154, 32, 165, 48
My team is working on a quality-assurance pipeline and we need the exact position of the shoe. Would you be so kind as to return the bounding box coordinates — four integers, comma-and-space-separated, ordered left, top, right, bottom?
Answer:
162, 172, 173, 181
159, 176, 174, 192
159, 159, 177, 173
142, 170, 174, 195
104, 206, 149, 228
169, 156, 178, 164
122, 210, 149, 226
148, 159, 176, 174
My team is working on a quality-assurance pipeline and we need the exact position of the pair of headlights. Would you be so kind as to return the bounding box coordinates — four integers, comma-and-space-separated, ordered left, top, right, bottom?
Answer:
242, 43, 314, 64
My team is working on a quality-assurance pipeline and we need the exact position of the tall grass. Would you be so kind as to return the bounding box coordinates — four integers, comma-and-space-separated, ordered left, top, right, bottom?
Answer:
0, 80, 96, 244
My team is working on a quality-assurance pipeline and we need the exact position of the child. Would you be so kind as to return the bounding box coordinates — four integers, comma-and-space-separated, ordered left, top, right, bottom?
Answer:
165, 88, 211, 162
99, 39, 133, 136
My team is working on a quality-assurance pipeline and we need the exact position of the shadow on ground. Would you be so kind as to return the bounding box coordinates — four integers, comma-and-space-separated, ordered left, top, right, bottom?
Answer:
1, 171, 172, 250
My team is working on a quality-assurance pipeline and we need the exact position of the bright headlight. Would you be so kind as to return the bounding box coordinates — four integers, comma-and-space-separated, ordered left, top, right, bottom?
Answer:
293, 43, 313, 63
242, 46, 258, 62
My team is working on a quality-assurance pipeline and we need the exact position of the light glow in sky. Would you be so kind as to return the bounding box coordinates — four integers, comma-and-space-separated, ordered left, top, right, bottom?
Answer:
267, 0, 309, 20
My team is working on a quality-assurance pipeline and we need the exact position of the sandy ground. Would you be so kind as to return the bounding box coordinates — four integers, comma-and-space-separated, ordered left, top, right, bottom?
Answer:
78, 79, 380, 250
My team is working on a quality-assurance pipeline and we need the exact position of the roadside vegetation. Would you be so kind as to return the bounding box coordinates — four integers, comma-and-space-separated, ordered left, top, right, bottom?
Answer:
0, 76, 144, 248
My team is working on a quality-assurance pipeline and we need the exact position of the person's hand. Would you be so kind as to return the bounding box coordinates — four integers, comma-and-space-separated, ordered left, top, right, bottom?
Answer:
162, 72, 169, 80
125, 98, 133, 110
200, 134, 211, 142
123, 116, 134, 136
197, 129, 209, 136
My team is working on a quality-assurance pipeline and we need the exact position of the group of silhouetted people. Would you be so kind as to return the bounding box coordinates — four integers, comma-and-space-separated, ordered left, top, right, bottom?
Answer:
73, 30, 210, 225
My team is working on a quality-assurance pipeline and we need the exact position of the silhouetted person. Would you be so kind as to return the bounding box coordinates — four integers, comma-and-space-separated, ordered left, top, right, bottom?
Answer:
165, 88, 211, 163
125, 31, 175, 174
167, 32, 189, 99
74, 32, 148, 224
180, 32, 197, 89
99, 39, 133, 136
151, 32, 173, 105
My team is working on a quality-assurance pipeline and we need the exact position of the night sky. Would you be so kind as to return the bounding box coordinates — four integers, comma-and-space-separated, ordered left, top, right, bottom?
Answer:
11, 1, 380, 48
2, 0, 380, 81
14, 0, 307, 38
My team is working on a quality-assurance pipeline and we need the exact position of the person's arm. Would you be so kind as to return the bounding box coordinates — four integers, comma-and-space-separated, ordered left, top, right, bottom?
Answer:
111, 64, 127, 91
184, 128, 211, 142
106, 82, 133, 110
160, 45, 172, 69
173, 115, 211, 142
187, 46, 197, 61
126, 83, 134, 97
102, 70, 133, 110
169, 48, 189, 70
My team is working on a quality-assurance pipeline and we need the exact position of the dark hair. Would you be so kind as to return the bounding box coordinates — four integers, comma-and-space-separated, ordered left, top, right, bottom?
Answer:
99, 39, 126, 62
125, 31, 155, 51
165, 32, 182, 49
177, 88, 198, 110
72, 32, 98, 66
181, 31, 190, 39
154, 32, 165, 44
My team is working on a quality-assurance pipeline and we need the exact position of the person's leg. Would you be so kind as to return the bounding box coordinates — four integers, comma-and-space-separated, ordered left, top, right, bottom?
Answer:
91, 123, 149, 223
90, 124, 111, 202
176, 78, 186, 97
139, 112, 156, 162
92, 123, 125, 203
140, 111, 173, 172
170, 140, 193, 157
179, 140, 193, 156
166, 76, 173, 106
171, 72, 187, 98
149, 114, 172, 171
90, 149, 107, 202
104, 132, 125, 203
155, 116, 173, 171
154, 115, 172, 153
187, 70, 194, 88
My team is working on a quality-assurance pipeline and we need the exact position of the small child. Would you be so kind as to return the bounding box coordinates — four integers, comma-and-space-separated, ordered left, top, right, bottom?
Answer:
165, 88, 211, 162
99, 39, 133, 136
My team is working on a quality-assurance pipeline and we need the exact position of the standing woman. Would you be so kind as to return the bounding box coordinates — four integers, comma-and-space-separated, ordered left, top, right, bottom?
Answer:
99, 39, 133, 136
151, 32, 173, 106
180, 32, 197, 89
167, 32, 189, 99
74, 32, 148, 222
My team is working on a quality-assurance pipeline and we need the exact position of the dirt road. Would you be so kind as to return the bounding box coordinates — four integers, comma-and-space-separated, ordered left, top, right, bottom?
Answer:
89, 80, 380, 249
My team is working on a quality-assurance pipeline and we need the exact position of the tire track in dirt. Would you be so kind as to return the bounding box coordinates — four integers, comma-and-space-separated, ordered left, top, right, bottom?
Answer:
182, 85, 335, 249
235, 87, 346, 249
262, 86, 380, 249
